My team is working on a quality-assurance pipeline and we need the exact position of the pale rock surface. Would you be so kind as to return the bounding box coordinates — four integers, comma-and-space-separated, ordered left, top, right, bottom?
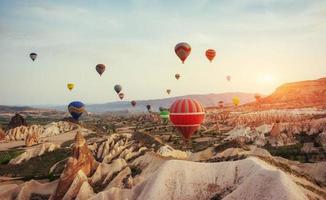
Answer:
61, 170, 88, 200
157, 145, 188, 159
76, 181, 95, 200
105, 166, 131, 190
0, 184, 20, 200
16, 180, 58, 200
91, 158, 127, 185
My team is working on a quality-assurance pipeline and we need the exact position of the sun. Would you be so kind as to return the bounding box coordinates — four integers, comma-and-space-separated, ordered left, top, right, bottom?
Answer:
258, 74, 275, 84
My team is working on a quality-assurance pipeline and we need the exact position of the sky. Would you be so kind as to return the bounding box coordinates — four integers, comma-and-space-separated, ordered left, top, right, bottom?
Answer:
0, 0, 325, 106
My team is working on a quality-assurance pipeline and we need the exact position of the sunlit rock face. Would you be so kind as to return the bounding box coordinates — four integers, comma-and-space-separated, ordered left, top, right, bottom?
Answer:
50, 132, 96, 200
7, 113, 27, 130
0, 127, 5, 140
25, 131, 40, 147
261, 78, 326, 107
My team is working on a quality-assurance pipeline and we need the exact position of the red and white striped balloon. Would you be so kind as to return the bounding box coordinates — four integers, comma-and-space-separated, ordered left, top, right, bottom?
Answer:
205, 49, 216, 62
169, 98, 205, 139
175, 42, 191, 64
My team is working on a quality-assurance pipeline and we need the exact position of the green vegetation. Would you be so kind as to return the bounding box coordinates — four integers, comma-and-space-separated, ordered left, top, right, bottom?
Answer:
0, 148, 70, 180
0, 150, 24, 164
263, 143, 309, 163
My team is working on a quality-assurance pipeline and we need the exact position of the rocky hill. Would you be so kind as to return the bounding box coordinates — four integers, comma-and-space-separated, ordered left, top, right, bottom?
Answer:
260, 77, 326, 108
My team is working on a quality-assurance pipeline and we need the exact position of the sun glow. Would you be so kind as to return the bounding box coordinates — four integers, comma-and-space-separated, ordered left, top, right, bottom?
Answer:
260, 74, 275, 84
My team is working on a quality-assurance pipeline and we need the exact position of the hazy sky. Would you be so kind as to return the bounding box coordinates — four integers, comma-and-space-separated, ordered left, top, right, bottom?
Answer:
0, 0, 325, 105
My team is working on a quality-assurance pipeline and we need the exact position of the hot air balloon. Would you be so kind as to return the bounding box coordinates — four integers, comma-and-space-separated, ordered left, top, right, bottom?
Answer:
166, 89, 171, 95
146, 105, 151, 112
218, 101, 224, 108
131, 100, 136, 107
67, 83, 74, 91
175, 42, 191, 64
254, 93, 261, 102
96, 64, 106, 76
169, 98, 205, 140
68, 101, 85, 120
160, 110, 170, 123
30, 53, 37, 61
114, 85, 122, 94
175, 74, 180, 80
232, 96, 240, 107
226, 75, 231, 82
205, 49, 216, 62
118, 93, 124, 100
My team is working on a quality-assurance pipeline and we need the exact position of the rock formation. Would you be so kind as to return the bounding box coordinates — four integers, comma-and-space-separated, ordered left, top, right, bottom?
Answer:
9, 143, 60, 165
5, 121, 80, 141
0, 127, 5, 140
260, 77, 326, 108
7, 113, 27, 130
25, 131, 40, 147
51, 132, 96, 200
5, 125, 43, 141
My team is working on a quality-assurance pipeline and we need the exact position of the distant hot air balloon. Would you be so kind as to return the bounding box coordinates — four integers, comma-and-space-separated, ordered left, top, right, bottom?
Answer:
218, 101, 224, 108
131, 100, 136, 107
67, 83, 74, 91
205, 49, 216, 62
166, 89, 171, 95
226, 75, 231, 82
169, 98, 205, 140
175, 42, 191, 64
96, 64, 106, 76
175, 74, 180, 80
146, 105, 151, 112
114, 84, 122, 94
118, 93, 124, 100
68, 101, 85, 120
232, 96, 240, 107
30, 53, 37, 61
254, 93, 261, 102
160, 110, 170, 123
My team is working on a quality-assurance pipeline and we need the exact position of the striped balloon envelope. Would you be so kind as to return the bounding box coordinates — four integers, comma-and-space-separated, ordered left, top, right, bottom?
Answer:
68, 101, 85, 120
169, 98, 205, 139
175, 42, 191, 64
205, 49, 216, 62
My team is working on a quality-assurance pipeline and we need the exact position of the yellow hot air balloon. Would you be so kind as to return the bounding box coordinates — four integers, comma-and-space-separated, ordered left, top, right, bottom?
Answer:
67, 83, 74, 91
232, 96, 240, 106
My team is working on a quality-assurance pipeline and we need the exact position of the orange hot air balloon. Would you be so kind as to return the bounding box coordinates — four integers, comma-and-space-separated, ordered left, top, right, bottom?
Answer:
131, 100, 136, 107
175, 42, 191, 64
169, 98, 205, 139
118, 93, 124, 100
96, 64, 106, 76
205, 49, 216, 62
175, 74, 180, 80
166, 89, 171, 95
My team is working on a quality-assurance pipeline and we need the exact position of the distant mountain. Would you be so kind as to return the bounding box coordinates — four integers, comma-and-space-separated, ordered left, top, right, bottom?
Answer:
258, 77, 326, 108
49, 92, 256, 113
0, 105, 36, 113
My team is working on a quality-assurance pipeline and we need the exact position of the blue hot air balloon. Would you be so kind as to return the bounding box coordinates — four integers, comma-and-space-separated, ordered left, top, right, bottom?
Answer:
68, 101, 85, 120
